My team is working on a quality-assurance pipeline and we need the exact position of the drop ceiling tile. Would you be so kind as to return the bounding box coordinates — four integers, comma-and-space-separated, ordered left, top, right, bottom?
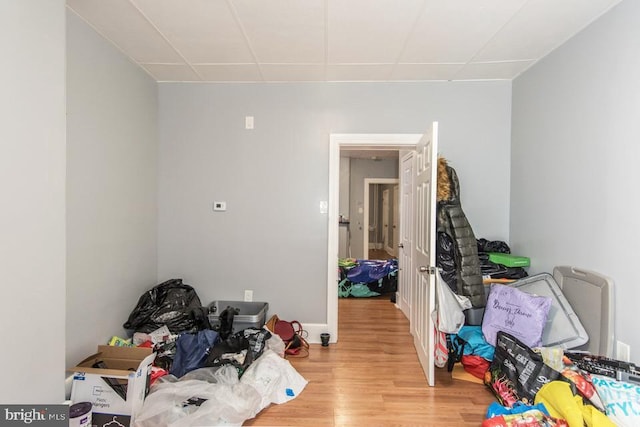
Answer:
68, 0, 623, 82
132, 0, 254, 63
67, 0, 182, 63
260, 64, 326, 82
141, 64, 201, 81
328, 0, 425, 63
400, 0, 527, 63
193, 64, 262, 82
326, 64, 395, 81
454, 60, 535, 80
390, 63, 465, 81
475, 0, 621, 61
231, 0, 325, 63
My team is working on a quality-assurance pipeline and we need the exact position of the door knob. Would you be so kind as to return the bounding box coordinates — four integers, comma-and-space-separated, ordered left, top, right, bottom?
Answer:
419, 266, 428, 272
398, 243, 404, 248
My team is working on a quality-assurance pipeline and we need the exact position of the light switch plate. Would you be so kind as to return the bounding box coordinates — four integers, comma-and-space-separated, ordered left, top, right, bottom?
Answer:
245, 116, 254, 129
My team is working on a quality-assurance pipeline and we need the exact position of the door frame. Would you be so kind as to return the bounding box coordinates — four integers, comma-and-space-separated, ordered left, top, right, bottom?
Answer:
326, 134, 421, 342
364, 178, 399, 260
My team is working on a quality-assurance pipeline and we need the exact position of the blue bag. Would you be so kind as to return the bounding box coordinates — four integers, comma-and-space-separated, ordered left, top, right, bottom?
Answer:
170, 329, 218, 378
486, 401, 550, 419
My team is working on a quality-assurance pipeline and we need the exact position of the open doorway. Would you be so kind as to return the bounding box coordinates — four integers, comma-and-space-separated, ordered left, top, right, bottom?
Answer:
364, 178, 400, 260
326, 134, 421, 342
339, 152, 399, 260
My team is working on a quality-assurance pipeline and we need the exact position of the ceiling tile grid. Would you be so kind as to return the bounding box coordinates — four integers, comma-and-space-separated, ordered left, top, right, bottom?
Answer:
66, 0, 623, 82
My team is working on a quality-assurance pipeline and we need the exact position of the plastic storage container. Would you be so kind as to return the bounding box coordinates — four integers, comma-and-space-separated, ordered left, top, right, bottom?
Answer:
510, 273, 587, 349
488, 253, 530, 267
208, 301, 269, 333
553, 266, 614, 357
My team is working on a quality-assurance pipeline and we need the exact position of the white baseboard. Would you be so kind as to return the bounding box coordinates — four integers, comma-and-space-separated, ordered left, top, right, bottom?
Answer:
300, 323, 334, 344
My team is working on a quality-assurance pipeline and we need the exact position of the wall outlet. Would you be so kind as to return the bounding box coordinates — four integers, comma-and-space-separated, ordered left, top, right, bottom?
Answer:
244, 290, 253, 302
617, 340, 631, 362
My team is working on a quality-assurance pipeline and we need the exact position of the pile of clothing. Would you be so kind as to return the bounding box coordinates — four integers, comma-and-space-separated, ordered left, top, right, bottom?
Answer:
338, 258, 398, 298
117, 279, 308, 426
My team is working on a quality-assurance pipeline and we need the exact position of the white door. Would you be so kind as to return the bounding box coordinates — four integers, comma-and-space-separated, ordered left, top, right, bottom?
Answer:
411, 122, 438, 387
398, 153, 415, 318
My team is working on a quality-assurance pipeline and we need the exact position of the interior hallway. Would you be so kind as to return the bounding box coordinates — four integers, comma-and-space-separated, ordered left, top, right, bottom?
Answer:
368, 248, 395, 260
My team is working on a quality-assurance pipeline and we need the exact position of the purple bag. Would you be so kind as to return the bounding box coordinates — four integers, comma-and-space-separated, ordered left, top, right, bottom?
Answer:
482, 284, 552, 348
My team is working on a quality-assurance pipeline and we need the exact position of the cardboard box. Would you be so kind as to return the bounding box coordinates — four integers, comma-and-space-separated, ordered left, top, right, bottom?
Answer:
69, 346, 155, 427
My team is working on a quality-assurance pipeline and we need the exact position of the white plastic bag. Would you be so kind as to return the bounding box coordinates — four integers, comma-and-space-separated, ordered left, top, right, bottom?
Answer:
432, 268, 472, 334
240, 350, 308, 410
264, 328, 286, 358
135, 351, 309, 427
134, 365, 261, 427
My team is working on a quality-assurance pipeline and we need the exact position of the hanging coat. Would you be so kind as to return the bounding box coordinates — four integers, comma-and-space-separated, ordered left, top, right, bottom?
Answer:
436, 158, 485, 309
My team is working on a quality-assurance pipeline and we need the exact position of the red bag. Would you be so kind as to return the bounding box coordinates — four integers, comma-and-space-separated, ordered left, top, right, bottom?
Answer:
461, 355, 490, 380
266, 315, 309, 357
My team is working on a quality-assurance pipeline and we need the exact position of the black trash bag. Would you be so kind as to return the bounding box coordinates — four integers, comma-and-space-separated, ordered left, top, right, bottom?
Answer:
436, 231, 458, 293
480, 261, 508, 276
491, 266, 528, 280
123, 278, 204, 334
477, 238, 511, 254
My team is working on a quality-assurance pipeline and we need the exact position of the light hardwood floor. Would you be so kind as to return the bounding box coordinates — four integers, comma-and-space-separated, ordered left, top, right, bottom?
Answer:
368, 249, 395, 260
245, 297, 495, 426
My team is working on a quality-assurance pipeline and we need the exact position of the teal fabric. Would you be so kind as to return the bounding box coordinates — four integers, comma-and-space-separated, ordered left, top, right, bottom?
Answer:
453, 325, 495, 360
338, 279, 380, 298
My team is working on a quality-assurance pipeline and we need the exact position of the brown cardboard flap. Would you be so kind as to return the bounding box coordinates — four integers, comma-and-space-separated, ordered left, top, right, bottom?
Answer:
96, 345, 153, 359
68, 345, 154, 376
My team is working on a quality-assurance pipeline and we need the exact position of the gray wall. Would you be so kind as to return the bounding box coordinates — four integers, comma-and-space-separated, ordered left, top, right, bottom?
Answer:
511, 0, 638, 358
66, 11, 158, 366
350, 159, 398, 258
158, 82, 512, 323
0, 0, 66, 404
